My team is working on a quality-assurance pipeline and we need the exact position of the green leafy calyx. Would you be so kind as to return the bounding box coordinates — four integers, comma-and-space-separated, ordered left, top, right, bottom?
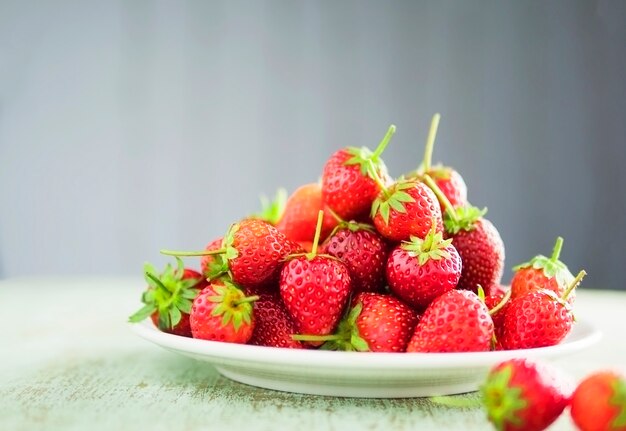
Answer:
400, 221, 452, 266
321, 302, 370, 352
480, 365, 528, 430
610, 378, 626, 427
512, 237, 574, 287
252, 188, 287, 225
128, 258, 201, 330
343, 125, 395, 184
371, 180, 416, 225
208, 280, 257, 331
444, 205, 487, 235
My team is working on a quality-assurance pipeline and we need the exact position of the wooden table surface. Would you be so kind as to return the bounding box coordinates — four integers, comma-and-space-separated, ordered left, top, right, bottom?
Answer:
1, 277, 624, 431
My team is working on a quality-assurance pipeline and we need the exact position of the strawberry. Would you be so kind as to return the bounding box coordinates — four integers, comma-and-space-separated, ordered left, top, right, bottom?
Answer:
481, 358, 573, 431
248, 293, 303, 349
371, 179, 443, 242
189, 279, 258, 343
279, 211, 352, 343
510, 236, 575, 303
321, 125, 395, 220
128, 258, 207, 337
386, 220, 462, 310
484, 284, 512, 349
406, 289, 493, 353
408, 114, 468, 209
570, 371, 626, 431
163, 219, 295, 291
275, 183, 338, 243
320, 220, 388, 294
499, 270, 586, 350
200, 237, 224, 278
295, 292, 418, 352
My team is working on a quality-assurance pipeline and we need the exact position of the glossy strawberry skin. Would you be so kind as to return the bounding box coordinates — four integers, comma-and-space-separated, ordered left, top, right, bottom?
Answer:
386, 244, 462, 310
248, 293, 303, 349
373, 181, 443, 242
484, 284, 511, 350
407, 289, 493, 353
570, 371, 626, 431
511, 267, 575, 305
353, 293, 419, 352
279, 256, 352, 339
427, 167, 468, 209
190, 284, 254, 344
449, 218, 504, 293
275, 183, 338, 243
483, 359, 573, 431
499, 289, 573, 350
322, 149, 391, 221
321, 227, 388, 294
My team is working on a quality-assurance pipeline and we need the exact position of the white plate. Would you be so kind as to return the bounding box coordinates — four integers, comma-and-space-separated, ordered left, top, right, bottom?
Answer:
130, 320, 601, 398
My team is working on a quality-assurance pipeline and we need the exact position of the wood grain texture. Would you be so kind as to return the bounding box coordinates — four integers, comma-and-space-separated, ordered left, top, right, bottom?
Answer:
1, 278, 625, 431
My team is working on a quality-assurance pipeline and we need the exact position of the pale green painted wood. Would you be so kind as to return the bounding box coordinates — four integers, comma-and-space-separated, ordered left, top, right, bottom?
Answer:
1, 278, 625, 431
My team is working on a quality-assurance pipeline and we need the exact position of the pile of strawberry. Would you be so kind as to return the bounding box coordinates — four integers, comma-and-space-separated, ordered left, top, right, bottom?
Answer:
130, 114, 586, 353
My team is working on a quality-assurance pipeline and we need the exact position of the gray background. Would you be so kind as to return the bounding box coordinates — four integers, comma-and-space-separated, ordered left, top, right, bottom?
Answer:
1, 1, 625, 289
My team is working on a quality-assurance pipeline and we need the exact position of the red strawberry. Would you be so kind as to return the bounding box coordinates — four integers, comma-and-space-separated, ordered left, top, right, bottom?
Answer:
321, 125, 395, 220
190, 280, 258, 343
386, 221, 462, 310
248, 293, 303, 349
275, 183, 338, 243
511, 236, 575, 303
200, 237, 224, 278
481, 358, 573, 431
484, 284, 512, 348
163, 219, 295, 291
320, 221, 388, 294
499, 270, 586, 350
279, 211, 352, 343
129, 259, 207, 338
371, 179, 443, 242
296, 292, 418, 352
406, 289, 493, 353
570, 371, 626, 431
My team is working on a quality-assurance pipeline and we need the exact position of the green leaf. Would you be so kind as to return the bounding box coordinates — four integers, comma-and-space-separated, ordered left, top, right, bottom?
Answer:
351, 334, 370, 352
158, 311, 171, 330
174, 297, 193, 314
379, 202, 390, 225
128, 304, 157, 323
168, 306, 182, 327
175, 257, 185, 279
610, 378, 626, 427
253, 188, 287, 225
444, 205, 486, 234
180, 288, 200, 299
388, 198, 407, 213
393, 191, 415, 203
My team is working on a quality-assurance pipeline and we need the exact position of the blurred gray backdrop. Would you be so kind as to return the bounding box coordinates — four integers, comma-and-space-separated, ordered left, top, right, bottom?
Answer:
1, 1, 625, 289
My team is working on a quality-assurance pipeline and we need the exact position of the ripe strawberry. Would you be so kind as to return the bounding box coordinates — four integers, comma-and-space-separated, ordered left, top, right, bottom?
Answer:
570, 371, 626, 431
406, 289, 493, 353
248, 293, 303, 349
275, 183, 338, 243
321, 125, 395, 220
129, 259, 207, 337
320, 221, 388, 294
484, 284, 512, 348
511, 236, 575, 303
386, 221, 462, 310
190, 280, 258, 343
163, 219, 295, 291
481, 358, 573, 431
499, 270, 586, 350
200, 237, 224, 278
371, 179, 443, 242
279, 211, 352, 343
295, 292, 418, 352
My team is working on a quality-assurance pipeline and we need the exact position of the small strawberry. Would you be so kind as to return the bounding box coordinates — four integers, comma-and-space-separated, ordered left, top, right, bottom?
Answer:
406, 289, 494, 353
570, 371, 626, 431
200, 237, 224, 278
280, 211, 352, 343
481, 358, 573, 431
320, 220, 388, 294
295, 292, 418, 352
248, 293, 303, 349
408, 114, 468, 209
275, 183, 338, 243
163, 219, 295, 291
321, 125, 395, 220
510, 236, 575, 303
190, 279, 258, 343
386, 220, 462, 310
499, 270, 586, 350
128, 258, 207, 337
371, 179, 443, 242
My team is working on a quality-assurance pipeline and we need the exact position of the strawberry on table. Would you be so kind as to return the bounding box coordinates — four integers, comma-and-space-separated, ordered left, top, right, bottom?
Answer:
386, 220, 462, 310
248, 293, 303, 349
190, 279, 258, 343
481, 358, 573, 431
570, 371, 626, 431
128, 258, 207, 338
321, 125, 396, 220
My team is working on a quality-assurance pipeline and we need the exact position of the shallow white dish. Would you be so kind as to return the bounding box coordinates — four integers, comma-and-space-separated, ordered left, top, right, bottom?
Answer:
130, 320, 601, 398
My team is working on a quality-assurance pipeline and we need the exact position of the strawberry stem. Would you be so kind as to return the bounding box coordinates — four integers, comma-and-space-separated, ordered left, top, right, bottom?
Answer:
371, 124, 396, 159
489, 289, 512, 315
233, 295, 259, 306
551, 237, 564, 262
161, 248, 225, 257
422, 174, 458, 223
422, 113, 441, 173
310, 210, 325, 256
368, 160, 391, 198
292, 334, 342, 342
561, 269, 587, 301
